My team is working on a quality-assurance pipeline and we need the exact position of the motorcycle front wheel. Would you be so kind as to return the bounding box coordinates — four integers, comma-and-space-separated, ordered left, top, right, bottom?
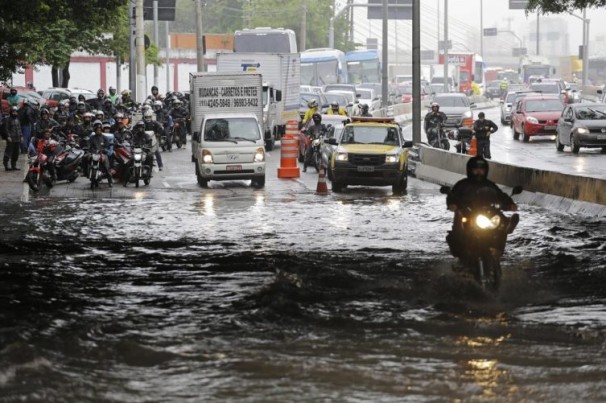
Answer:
26, 171, 40, 192
313, 151, 321, 173
477, 253, 502, 292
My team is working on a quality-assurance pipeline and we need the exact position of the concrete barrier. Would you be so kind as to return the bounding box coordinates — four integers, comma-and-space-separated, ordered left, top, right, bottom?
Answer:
409, 145, 606, 217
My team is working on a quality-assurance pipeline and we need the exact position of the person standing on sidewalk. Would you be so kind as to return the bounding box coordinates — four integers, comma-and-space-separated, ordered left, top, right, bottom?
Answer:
3, 107, 23, 171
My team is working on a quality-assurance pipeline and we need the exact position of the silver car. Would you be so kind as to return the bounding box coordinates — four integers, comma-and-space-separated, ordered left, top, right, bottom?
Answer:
430, 93, 474, 128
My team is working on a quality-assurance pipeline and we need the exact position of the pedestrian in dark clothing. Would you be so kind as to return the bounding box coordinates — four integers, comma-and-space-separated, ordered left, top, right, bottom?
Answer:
3, 107, 23, 171
472, 112, 498, 159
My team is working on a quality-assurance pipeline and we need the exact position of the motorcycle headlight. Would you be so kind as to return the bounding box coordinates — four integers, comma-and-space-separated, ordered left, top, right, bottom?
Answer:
475, 214, 501, 230
526, 116, 539, 124
202, 149, 214, 164
335, 151, 348, 162
254, 147, 265, 162
312, 139, 320, 146
134, 153, 142, 161
385, 154, 399, 164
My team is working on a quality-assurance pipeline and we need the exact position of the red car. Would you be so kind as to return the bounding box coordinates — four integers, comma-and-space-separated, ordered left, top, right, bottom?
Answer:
511, 95, 564, 142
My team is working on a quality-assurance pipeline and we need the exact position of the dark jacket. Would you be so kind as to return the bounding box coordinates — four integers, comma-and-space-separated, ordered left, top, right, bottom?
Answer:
424, 111, 448, 132
447, 178, 515, 212
472, 118, 498, 140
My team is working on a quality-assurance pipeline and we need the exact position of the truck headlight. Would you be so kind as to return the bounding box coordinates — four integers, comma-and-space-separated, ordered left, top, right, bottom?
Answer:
335, 152, 348, 162
202, 149, 214, 164
526, 116, 539, 124
385, 154, 399, 163
463, 110, 473, 119
576, 127, 589, 135
254, 147, 265, 162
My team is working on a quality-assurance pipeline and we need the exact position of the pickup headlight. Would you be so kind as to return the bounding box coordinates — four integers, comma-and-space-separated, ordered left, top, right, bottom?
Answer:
335, 151, 348, 162
526, 116, 539, 124
254, 147, 265, 162
463, 110, 473, 119
576, 127, 589, 135
202, 149, 214, 164
385, 154, 399, 164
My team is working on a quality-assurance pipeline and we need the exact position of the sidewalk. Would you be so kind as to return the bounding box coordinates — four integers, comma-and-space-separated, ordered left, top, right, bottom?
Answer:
0, 139, 30, 200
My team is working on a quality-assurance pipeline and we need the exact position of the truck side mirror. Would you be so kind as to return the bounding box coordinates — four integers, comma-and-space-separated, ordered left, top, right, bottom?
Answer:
275, 90, 282, 102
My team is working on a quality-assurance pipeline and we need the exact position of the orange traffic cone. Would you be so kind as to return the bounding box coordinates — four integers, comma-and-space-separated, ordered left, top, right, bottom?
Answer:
316, 162, 329, 194
277, 120, 301, 178
467, 136, 478, 156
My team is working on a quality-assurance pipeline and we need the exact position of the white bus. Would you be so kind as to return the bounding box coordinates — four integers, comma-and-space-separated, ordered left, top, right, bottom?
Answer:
300, 48, 348, 87
234, 27, 298, 54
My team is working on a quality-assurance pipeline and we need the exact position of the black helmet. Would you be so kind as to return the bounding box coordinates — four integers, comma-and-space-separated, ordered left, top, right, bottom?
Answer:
97, 88, 105, 98
151, 85, 159, 94
478, 112, 485, 119
135, 120, 145, 129
312, 112, 322, 122
360, 103, 369, 111
466, 156, 489, 179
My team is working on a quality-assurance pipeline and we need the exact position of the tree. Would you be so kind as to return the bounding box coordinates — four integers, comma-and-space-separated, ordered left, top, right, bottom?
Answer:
526, 0, 606, 13
0, 0, 126, 85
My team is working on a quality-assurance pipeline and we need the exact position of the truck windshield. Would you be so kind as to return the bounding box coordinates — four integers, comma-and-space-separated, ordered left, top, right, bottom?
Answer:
204, 118, 260, 141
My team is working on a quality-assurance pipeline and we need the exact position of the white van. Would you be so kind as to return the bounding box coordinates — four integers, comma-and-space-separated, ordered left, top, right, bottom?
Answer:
195, 113, 266, 189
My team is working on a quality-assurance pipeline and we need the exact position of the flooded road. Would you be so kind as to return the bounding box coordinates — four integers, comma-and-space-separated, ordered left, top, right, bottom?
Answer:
1, 167, 606, 401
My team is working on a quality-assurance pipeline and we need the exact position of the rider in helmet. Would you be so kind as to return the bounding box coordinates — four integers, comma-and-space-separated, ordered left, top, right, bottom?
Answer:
424, 102, 448, 143
131, 120, 156, 169
143, 109, 164, 171
359, 103, 372, 117
87, 120, 113, 186
327, 101, 348, 117
445, 156, 519, 257
302, 99, 319, 124
90, 88, 106, 110
119, 89, 136, 109
108, 86, 118, 105
303, 113, 327, 172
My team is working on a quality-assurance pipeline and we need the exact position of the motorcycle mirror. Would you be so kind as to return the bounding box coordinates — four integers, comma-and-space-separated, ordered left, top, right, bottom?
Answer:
439, 185, 451, 194
511, 185, 523, 196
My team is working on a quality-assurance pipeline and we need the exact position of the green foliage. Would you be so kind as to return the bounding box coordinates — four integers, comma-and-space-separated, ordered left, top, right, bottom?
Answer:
0, 0, 126, 82
170, 0, 352, 51
526, 0, 606, 13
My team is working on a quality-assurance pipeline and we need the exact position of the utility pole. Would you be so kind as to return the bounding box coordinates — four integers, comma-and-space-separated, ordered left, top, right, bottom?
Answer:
480, 0, 483, 60
381, 0, 388, 110
129, 0, 136, 94
412, 0, 421, 144
166, 21, 171, 92
153, 0, 159, 86
443, 0, 449, 93
136, 0, 146, 102
301, 0, 307, 51
196, 0, 205, 72
536, 11, 540, 55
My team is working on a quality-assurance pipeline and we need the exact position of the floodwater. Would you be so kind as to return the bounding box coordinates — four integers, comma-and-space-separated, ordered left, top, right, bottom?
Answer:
1, 186, 605, 402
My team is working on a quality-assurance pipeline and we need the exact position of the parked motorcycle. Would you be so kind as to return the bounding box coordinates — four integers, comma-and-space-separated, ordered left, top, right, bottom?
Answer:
427, 122, 451, 150
440, 185, 522, 292
448, 127, 473, 154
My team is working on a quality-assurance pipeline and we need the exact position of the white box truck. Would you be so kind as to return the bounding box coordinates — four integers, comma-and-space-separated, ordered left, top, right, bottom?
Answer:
190, 72, 267, 188
216, 52, 301, 150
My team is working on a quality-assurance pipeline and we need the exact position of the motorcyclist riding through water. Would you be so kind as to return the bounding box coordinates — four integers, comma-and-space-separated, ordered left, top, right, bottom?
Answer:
445, 156, 519, 259
303, 112, 327, 172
